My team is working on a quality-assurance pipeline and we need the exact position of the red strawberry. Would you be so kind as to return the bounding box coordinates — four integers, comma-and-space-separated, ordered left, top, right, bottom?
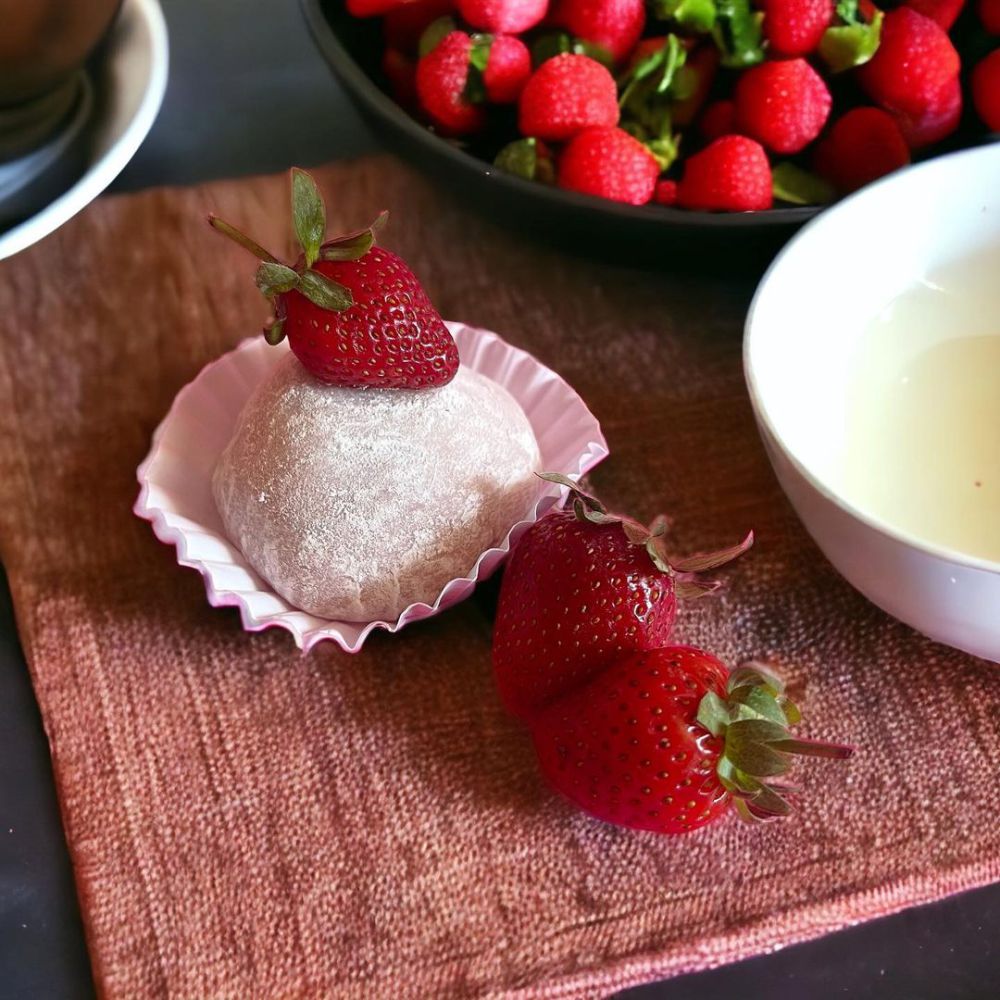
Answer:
972, 49, 1000, 130
492, 476, 752, 720
699, 99, 737, 141
734, 58, 832, 154
457, 0, 548, 32
653, 178, 678, 205
905, 0, 965, 30
557, 126, 660, 205
671, 45, 719, 128
209, 168, 459, 390
763, 0, 834, 57
382, 48, 418, 108
814, 107, 910, 193
858, 8, 960, 119
518, 53, 619, 141
531, 649, 853, 833
894, 75, 962, 147
347, 0, 409, 15
416, 31, 487, 134
383, 0, 455, 52
551, 0, 646, 63
677, 135, 773, 212
482, 34, 532, 103
982, 0, 1000, 32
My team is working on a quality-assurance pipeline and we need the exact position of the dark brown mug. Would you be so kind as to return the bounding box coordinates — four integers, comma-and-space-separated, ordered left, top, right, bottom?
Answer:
0, 0, 123, 108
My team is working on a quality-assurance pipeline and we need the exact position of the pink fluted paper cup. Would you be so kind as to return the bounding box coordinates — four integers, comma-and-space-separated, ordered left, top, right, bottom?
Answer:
134, 322, 609, 652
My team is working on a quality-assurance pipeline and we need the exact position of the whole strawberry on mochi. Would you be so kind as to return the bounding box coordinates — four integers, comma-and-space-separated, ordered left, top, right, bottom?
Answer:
493, 475, 853, 834
208, 168, 459, 390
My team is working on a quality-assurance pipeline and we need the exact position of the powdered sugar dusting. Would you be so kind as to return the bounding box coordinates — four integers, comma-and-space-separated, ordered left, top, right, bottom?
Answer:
212, 354, 541, 622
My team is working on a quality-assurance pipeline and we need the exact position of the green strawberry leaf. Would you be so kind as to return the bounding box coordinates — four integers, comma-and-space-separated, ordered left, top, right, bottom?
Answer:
530, 32, 614, 69
652, 0, 718, 33
255, 261, 300, 298
494, 138, 554, 183
297, 269, 353, 311
696, 690, 731, 737
291, 168, 326, 268
619, 34, 687, 109
464, 34, 493, 104
531, 31, 572, 67
772, 162, 836, 205
712, 0, 764, 68
319, 231, 374, 261
819, 10, 883, 72
575, 40, 615, 69
418, 15, 457, 57
263, 317, 286, 345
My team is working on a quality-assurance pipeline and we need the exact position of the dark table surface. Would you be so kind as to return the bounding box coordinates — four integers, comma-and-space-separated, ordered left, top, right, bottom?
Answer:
2, 2, 998, 998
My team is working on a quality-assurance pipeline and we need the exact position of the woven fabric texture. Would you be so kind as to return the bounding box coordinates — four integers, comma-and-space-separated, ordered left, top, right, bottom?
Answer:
0, 159, 998, 999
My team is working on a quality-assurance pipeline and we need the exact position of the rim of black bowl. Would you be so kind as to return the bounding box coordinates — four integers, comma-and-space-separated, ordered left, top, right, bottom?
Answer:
300, 0, 821, 231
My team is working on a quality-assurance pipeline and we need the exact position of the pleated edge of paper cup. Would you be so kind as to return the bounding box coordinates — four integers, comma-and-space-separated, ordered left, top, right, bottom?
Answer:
133, 321, 610, 653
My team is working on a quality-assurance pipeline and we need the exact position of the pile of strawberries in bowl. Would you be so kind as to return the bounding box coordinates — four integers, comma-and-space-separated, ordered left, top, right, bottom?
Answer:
345, 0, 1000, 212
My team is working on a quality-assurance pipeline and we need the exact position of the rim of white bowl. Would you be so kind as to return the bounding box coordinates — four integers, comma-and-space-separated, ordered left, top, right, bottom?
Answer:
0, 0, 169, 261
745, 143, 1000, 578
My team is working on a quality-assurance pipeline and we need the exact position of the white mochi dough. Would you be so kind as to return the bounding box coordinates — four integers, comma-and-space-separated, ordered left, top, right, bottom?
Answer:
212, 353, 541, 621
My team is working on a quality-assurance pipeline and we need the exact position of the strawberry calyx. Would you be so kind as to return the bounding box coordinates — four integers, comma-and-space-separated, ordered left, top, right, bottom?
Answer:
494, 137, 556, 182
464, 33, 494, 103
208, 167, 387, 345
538, 472, 753, 599
418, 15, 458, 57
772, 162, 836, 206
712, 0, 765, 68
819, 0, 883, 73
651, 0, 718, 33
618, 35, 686, 170
530, 32, 615, 70
696, 661, 854, 821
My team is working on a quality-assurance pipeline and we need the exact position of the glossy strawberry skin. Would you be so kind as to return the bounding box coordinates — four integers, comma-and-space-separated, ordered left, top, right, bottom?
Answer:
457, 0, 549, 33
677, 136, 773, 212
530, 646, 731, 834
893, 75, 962, 147
518, 53, 619, 141
493, 509, 678, 720
763, 0, 833, 57
906, 0, 965, 30
814, 106, 910, 193
734, 58, 832, 154
858, 8, 960, 119
280, 247, 459, 389
557, 126, 660, 205
483, 35, 532, 103
552, 0, 646, 63
416, 31, 487, 135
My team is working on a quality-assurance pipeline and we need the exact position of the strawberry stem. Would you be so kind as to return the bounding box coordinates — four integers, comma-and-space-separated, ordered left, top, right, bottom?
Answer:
208, 215, 279, 264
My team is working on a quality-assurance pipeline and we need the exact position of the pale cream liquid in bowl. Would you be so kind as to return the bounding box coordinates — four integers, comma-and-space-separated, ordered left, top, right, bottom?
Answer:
841, 247, 1000, 562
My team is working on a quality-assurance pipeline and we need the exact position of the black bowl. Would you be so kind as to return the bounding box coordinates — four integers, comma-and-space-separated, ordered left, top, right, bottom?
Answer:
300, 0, 819, 269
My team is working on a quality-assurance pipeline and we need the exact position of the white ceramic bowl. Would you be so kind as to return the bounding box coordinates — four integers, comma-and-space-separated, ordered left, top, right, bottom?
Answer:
745, 143, 1000, 662
0, 0, 168, 260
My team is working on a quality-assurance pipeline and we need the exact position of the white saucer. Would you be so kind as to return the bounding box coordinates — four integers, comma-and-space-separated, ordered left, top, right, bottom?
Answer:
0, 0, 168, 261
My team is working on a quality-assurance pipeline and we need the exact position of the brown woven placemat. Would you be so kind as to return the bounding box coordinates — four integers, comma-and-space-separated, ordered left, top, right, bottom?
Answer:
0, 158, 998, 999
